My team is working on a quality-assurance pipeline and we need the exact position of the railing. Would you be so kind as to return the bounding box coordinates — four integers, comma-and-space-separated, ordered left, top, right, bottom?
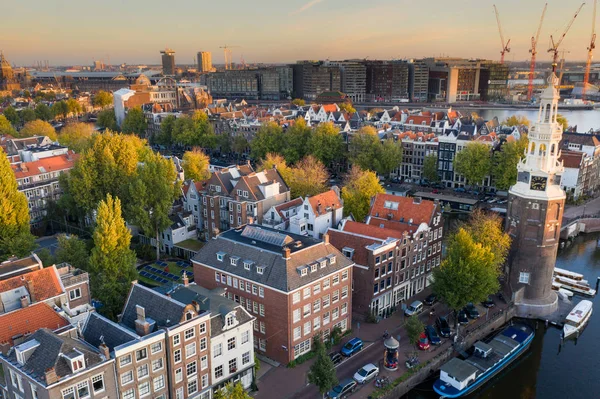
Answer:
561, 213, 600, 229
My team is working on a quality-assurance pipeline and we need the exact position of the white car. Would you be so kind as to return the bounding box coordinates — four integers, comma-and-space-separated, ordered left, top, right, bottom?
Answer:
353, 363, 379, 384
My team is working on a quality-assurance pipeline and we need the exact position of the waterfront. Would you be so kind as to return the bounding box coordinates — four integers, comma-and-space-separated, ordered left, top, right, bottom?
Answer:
479, 109, 600, 133
405, 232, 600, 399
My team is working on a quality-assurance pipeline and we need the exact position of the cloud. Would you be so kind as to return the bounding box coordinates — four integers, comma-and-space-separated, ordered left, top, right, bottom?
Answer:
289, 0, 325, 15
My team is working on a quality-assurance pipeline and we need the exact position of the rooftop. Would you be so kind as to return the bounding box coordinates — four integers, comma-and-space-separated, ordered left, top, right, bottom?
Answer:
82, 312, 138, 353
369, 193, 438, 226
0, 266, 63, 302
221, 225, 319, 255
0, 303, 70, 347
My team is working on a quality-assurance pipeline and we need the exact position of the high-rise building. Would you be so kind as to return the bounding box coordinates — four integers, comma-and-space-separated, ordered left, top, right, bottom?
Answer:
364, 61, 409, 102
292, 61, 341, 101
506, 74, 564, 318
407, 59, 429, 102
328, 61, 366, 103
0, 51, 21, 91
478, 61, 509, 101
197, 51, 212, 73
160, 48, 176, 75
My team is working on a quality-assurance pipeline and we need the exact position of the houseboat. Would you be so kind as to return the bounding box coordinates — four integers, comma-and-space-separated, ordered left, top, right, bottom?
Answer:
563, 300, 593, 339
554, 275, 597, 297
554, 267, 585, 282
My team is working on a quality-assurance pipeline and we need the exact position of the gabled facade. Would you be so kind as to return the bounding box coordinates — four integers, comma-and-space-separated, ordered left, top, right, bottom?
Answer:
289, 189, 344, 239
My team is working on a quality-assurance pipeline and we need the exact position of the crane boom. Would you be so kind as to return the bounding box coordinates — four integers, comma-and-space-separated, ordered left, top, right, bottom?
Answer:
528, 3, 548, 101
219, 45, 241, 70
494, 4, 510, 63
584, 0, 597, 100
548, 3, 585, 72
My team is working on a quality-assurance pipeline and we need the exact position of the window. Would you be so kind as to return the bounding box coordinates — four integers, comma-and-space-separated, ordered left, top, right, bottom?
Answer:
257, 266, 265, 275
332, 307, 339, 320
152, 358, 163, 372
69, 288, 82, 300
341, 286, 348, 299
92, 375, 105, 393
303, 287, 311, 299
311, 263, 317, 273
293, 308, 301, 323
119, 354, 132, 367
172, 334, 180, 346
259, 304, 265, 316
215, 365, 224, 379
253, 302, 258, 314
139, 381, 150, 397
323, 311, 330, 325
187, 378, 198, 395
217, 252, 225, 262
77, 381, 90, 399
175, 367, 183, 382
187, 361, 197, 377
341, 303, 348, 315
62, 387, 75, 399
332, 290, 339, 303
122, 388, 135, 399
242, 351, 251, 365
213, 343, 222, 357
252, 285, 258, 295
314, 316, 321, 330
176, 387, 184, 399
303, 303, 311, 318
242, 330, 250, 344
174, 349, 181, 363
200, 337, 207, 351
228, 337, 236, 350
202, 374, 209, 389
313, 299, 321, 313
231, 257, 239, 266
186, 342, 196, 358
136, 348, 147, 361
341, 270, 348, 281
229, 358, 238, 374
244, 261, 251, 270
137, 364, 149, 379
294, 326, 302, 341
199, 322, 206, 334
293, 291, 300, 304
322, 294, 330, 308
313, 283, 321, 295
153, 375, 165, 391
259, 286, 264, 297
260, 321, 266, 333
121, 370, 134, 385
150, 341, 162, 354
519, 272, 530, 284
332, 274, 339, 285
294, 339, 311, 359
304, 321, 311, 335
329, 256, 336, 265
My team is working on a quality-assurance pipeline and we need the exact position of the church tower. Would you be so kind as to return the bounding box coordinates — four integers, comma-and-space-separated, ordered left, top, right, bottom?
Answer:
0, 51, 21, 92
505, 73, 564, 317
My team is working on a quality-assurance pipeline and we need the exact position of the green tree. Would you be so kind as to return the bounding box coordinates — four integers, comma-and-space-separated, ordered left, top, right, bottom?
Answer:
406, 316, 425, 348
182, 148, 211, 181
308, 334, 338, 397
291, 98, 306, 106
492, 137, 529, 190
35, 248, 54, 266
66, 98, 83, 117
423, 154, 440, 183
461, 209, 511, 270
121, 107, 147, 137
556, 113, 568, 131
341, 166, 385, 222
126, 152, 180, 260
0, 115, 16, 135
250, 122, 285, 160
502, 115, 530, 127
89, 194, 137, 320
154, 114, 176, 146
171, 111, 215, 148
51, 100, 69, 120
232, 135, 249, 157
375, 138, 403, 176
34, 103, 53, 121
92, 91, 113, 108
349, 126, 380, 171
0, 148, 36, 261
283, 118, 311, 164
3, 106, 19, 126
216, 132, 233, 154
337, 102, 356, 114
454, 142, 491, 187
213, 382, 252, 399
97, 109, 118, 131
55, 234, 90, 271
308, 122, 344, 167
57, 122, 96, 153
289, 156, 329, 198
19, 108, 37, 124
258, 153, 293, 185
19, 120, 58, 140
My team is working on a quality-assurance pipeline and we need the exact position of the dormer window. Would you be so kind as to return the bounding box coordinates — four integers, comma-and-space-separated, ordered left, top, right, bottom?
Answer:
311, 264, 317, 273
256, 266, 265, 275
319, 260, 327, 269
342, 247, 354, 259
329, 255, 336, 265
230, 256, 239, 266
225, 313, 237, 328
300, 267, 308, 277
243, 190, 249, 198
244, 260, 252, 270
216, 251, 226, 262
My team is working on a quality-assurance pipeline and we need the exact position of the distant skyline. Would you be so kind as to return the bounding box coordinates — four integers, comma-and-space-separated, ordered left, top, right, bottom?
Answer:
2, 0, 594, 66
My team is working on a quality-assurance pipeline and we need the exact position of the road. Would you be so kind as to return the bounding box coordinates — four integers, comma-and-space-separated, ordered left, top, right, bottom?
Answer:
34, 235, 59, 255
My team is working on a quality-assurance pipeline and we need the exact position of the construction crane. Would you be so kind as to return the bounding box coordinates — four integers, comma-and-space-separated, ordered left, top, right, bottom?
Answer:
558, 49, 571, 86
583, 0, 597, 100
528, 3, 547, 101
219, 45, 240, 70
493, 5, 510, 64
548, 3, 585, 73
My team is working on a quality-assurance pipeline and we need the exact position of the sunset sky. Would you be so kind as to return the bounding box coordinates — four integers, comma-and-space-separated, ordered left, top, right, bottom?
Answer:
2, 0, 593, 66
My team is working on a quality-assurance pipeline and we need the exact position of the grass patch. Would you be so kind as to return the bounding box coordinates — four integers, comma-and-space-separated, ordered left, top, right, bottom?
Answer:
176, 239, 204, 251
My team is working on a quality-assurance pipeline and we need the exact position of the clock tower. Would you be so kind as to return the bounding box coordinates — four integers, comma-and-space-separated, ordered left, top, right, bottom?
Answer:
506, 73, 565, 317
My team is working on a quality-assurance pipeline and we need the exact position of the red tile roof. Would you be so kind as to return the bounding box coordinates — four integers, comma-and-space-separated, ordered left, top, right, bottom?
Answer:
560, 150, 585, 169
11, 152, 78, 179
274, 198, 303, 219
366, 217, 418, 235
0, 266, 63, 302
368, 194, 436, 226
321, 104, 338, 113
308, 189, 343, 216
0, 303, 69, 346
405, 115, 433, 125
341, 221, 404, 240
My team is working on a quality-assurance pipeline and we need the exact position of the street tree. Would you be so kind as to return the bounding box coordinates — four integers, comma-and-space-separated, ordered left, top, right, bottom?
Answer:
216, 132, 232, 154
289, 155, 329, 198
232, 135, 249, 157
34, 103, 53, 121
3, 106, 19, 125
502, 115, 530, 127
341, 166, 385, 222
308, 122, 344, 167
308, 334, 338, 397
213, 382, 252, 399
375, 138, 403, 177
58, 122, 96, 153
182, 148, 211, 181
0, 115, 16, 135
283, 118, 312, 164
406, 316, 425, 349
153, 114, 176, 147
337, 102, 356, 114
51, 100, 69, 120
121, 107, 147, 137
19, 108, 37, 124
55, 234, 90, 271
89, 194, 137, 320
258, 153, 293, 185
556, 114, 568, 131
92, 91, 113, 108
171, 111, 215, 148
291, 98, 305, 106
461, 209, 511, 270
348, 126, 380, 171
492, 137, 529, 190
250, 122, 285, 160
0, 148, 36, 261
126, 152, 180, 260
66, 98, 83, 117
19, 120, 58, 140
97, 109, 118, 131
454, 142, 491, 187
423, 154, 440, 183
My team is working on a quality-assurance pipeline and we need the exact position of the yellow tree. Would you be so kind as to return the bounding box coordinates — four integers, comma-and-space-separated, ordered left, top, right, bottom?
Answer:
289, 156, 329, 198
19, 120, 58, 140
258, 153, 293, 184
57, 122, 96, 153
183, 148, 211, 182
341, 166, 385, 222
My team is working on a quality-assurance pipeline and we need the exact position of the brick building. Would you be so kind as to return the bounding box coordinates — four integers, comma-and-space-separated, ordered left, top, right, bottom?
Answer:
364, 61, 409, 102
192, 225, 354, 364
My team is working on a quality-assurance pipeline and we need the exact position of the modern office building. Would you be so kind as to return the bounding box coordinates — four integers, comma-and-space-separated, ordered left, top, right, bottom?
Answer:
328, 61, 366, 103
197, 51, 213, 73
292, 61, 341, 101
364, 61, 409, 102
161, 48, 176, 76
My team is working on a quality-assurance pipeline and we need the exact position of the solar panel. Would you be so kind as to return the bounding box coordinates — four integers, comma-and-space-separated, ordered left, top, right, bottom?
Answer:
241, 225, 294, 247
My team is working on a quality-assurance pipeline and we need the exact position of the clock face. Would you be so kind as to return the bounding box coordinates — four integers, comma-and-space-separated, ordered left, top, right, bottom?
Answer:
530, 176, 547, 191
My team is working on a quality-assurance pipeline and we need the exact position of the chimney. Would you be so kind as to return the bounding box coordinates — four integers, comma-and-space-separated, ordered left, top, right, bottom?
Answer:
45, 368, 58, 385
282, 246, 291, 259
323, 233, 330, 245
20, 295, 30, 308
24, 278, 35, 303
182, 272, 189, 287
134, 305, 151, 336
99, 343, 110, 359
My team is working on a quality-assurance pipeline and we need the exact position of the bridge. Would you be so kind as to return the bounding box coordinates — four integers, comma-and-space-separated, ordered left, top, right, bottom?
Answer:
560, 213, 600, 239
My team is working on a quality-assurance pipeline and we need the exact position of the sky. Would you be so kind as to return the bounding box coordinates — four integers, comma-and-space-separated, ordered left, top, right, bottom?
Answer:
1, 0, 594, 66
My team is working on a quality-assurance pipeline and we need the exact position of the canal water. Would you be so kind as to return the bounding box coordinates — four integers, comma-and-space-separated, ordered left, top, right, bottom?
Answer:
404, 232, 600, 399
478, 109, 600, 133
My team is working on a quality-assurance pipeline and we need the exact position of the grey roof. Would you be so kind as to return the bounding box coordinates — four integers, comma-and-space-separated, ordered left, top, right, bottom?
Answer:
5, 329, 104, 385
441, 358, 479, 382
120, 284, 186, 330
193, 225, 353, 292
82, 313, 138, 353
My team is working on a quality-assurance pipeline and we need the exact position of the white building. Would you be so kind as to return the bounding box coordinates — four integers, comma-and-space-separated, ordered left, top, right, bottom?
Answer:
289, 188, 344, 239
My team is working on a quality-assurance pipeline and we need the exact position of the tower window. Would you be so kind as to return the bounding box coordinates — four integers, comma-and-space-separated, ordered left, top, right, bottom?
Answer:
519, 272, 530, 284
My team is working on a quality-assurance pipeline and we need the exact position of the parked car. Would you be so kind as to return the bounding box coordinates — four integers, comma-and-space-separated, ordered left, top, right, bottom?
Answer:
432, 188, 440, 194
424, 294, 437, 306
340, 338, 364, 357
425, 325, 442, 345
436, 316, 452, 338
329, 352, 343, 366
465, 303, 480, 319
454, 187, 466, 193
404, 300, 423, 317
327, 378, 358, 398
482, 296, 495, 308
353, 363, 379, 384
418, 332, 431, 350
457, 309, 469, 325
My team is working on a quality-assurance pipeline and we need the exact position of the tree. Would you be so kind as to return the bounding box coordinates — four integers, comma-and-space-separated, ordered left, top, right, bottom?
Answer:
289, 156, 329, 198
19, 120, 58, 141
406, 316, 425, 348
182, 148, 211, 182
0, 148, 36, 261
19, 108, 37, 124
57, 122, 95, 153
3, 106, 19, 126
556, 113, 568, 131
423, 154, 440, 183
258, 153, 292, 184
375, 138, 403, 176
92, 91, 113, 109
0, 115, 16, 135
291, 98, 305, 106
66, 98, 83, 117
126, 152, 180, 260
454, 142, 491, 187
97, 109, 118, 131
232, 135, 248, 157
250, 122, 285, 160
121, 107, 147, 137
153, 114, 176, 146
461, 209, 511, 270
308, 122, 344, 167
492, 137, 529, 190
341, 166, 385, 222
34, 103, 53, 121
51, 101, 69, 120
308, 334, 338, 397
213, 382, 252, 399
283, 118, 312, 164
171, 111, 215, 148
337, 102, 356, 114
55, 234, 90, 271
89, 194, 137, 320
502, 115, 530, 127
216, 132, 233, 154
348, 126, 380, 171
35, 248, 54, 266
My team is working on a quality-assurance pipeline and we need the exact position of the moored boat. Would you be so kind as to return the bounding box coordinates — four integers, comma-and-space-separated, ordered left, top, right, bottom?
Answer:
433, 323, 534, 398
563, 300, 593, 338
554, 267, 585, 281
554, 275, 596, 296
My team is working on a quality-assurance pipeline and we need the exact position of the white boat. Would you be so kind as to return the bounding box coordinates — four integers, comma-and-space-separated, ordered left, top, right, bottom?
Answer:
563, 300, 593, 338
554, 267, 585, 282
558, 288, 574, 298
553, 275, 597, 297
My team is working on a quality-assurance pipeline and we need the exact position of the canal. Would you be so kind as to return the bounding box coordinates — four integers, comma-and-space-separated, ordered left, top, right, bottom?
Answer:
405, 232, 600, 399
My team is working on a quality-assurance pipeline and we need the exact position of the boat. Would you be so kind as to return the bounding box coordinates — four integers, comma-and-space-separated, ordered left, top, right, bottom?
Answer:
563, 300, 593, 339
551, 282, 574, 298
554, 275, 597, 296
554, 267, 585, 282
433, 323, 534, 398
